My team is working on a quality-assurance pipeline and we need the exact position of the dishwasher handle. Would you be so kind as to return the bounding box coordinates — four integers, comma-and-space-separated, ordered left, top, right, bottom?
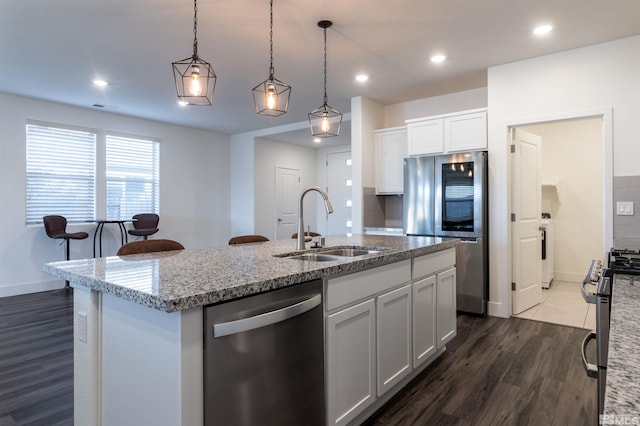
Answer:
581, 330, 598, 378
213, 293, 322, 338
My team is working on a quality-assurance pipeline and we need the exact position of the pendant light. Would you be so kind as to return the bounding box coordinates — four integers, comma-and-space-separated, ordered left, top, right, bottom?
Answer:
172, 0, 217, 106
252, 0, 291, 116
308, 20, 342, 138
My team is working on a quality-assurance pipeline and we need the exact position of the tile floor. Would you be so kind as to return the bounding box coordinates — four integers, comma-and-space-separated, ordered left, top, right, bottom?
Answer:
512, 280, 596, 330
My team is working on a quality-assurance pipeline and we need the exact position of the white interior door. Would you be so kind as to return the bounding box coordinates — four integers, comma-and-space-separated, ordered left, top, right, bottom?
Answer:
511, 128, 543, 314
326, 152, 352, 235
275, 167, 300, 240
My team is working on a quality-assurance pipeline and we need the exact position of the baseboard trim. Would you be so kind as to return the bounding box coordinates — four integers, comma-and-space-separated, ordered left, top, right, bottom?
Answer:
488, 301, 509, 318
0, 279, 65, 298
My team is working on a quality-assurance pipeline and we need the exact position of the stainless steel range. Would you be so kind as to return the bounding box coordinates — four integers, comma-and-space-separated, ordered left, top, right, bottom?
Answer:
581, 248, 640, 418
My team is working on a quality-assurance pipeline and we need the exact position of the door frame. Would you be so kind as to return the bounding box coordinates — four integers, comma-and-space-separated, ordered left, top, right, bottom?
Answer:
506, 107, 613, 316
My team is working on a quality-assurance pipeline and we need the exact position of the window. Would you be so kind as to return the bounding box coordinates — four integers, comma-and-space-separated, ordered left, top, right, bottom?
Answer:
26, 123, 96, 224
106, 134, 159, 220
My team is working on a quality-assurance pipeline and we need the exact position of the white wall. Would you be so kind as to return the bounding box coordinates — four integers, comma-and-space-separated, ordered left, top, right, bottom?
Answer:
487, 35, 640, 317
384, 87, 487, 128
521, 118, 603, 282
253, 138, 318, 240
351, 97, 385, 233
0, 93, 231, 296
229, 133, 255, 237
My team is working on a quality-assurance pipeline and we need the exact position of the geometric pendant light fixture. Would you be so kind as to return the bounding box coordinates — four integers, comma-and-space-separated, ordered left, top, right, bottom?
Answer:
172, 0, 217, 106
308, 20, 342, 138
252, 0, 291, 116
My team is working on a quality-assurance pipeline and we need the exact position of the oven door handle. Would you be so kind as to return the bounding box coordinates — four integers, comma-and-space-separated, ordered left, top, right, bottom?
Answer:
580, 279, 597, 304
581, 330, 598, 378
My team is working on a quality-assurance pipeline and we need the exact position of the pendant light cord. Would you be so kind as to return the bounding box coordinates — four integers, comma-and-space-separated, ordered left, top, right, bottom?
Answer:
269, 0, 274, 78
323, 26, 328, 106
192, 0, 199, 58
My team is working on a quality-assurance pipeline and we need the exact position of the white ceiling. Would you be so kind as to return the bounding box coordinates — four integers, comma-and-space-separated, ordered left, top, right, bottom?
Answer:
1, 0, 639, 145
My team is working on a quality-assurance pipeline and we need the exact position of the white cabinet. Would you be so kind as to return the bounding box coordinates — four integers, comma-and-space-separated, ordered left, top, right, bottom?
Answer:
326, 299, 376, 426
406, 109, 487, 156
436, 267, 457, 348
325, 251, 456, 426
325, 260, 410, 426
406, 119, 444, 156
412, 275, 436, 367
376, 284, 412, 395
412, 248, 457, 361
444, 111, 487, 153
374, 127, 407, 194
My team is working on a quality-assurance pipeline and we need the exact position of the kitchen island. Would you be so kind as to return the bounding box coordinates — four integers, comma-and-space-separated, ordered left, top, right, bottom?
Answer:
604, 274, 640, 422
44, 234, 459, 426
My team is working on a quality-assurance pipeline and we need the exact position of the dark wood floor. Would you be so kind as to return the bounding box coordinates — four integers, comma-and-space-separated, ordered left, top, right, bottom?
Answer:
0, 291, 73, 426
366, 314, 597, 426
0, 292, 596, 426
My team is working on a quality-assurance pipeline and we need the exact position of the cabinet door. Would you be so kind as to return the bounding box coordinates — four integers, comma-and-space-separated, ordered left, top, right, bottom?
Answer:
407, 119, 444, 156
444, 111, 487, 152
376, 285, 411, 396
375, 128, 407, 194
326, 299, 376, 426
437, 267, 457, 348
412, 275, 437, 368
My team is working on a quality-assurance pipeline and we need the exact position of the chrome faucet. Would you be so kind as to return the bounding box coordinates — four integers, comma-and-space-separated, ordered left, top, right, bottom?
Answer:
296, 186, 334, 250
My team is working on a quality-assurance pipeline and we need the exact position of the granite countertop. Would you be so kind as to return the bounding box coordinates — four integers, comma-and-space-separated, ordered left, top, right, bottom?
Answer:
44, 234, 458, 313
604, 274, 640, 417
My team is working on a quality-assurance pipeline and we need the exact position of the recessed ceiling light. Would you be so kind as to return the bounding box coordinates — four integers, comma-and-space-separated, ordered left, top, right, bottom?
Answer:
355, 74, 369, 82
533, 24, 553, 36
177, 100, 188, 106
92, 79, 108, 87
313, 137, 322, 143
430, 54, 447, 64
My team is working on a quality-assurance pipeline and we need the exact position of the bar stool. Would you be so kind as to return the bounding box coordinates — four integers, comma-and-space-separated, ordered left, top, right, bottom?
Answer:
128, 213, 159, 240
43, 215, 89, 294
228, 235, 269, 245
117, 239, 184, 255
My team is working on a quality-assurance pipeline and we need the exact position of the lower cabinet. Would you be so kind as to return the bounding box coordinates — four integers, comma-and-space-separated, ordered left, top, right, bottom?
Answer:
325, 252, 456, 426
412, 275, 437, 367
326, 299, 376, 426
376, 284, 412, 395
436, 267, 457, 348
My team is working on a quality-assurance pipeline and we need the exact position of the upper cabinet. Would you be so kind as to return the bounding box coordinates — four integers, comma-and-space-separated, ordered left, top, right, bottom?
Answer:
374, 126, 407, 195
406, 108, 487, 156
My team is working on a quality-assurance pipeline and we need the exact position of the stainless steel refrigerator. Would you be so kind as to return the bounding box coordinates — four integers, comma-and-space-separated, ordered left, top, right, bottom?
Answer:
403, 151, 488, 314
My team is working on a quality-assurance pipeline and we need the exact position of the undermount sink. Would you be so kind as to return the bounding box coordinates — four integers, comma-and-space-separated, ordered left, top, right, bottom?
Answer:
287, 253, 346, 262
278, 246, 386, 262
319, 248, 382, 257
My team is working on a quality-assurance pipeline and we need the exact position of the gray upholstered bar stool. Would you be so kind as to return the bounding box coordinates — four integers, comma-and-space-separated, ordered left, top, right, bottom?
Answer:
43, 215, 89, 294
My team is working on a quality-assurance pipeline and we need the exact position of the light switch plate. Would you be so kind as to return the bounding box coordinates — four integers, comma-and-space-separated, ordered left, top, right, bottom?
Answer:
616, 201, 634, 216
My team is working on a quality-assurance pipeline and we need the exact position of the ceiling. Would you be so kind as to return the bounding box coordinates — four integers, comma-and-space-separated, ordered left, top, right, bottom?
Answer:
1, 0, 639, 146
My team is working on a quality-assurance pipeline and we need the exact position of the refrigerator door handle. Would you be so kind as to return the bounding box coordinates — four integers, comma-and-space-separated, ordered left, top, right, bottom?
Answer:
581, 330, 598, 378
213, 294, 322, 337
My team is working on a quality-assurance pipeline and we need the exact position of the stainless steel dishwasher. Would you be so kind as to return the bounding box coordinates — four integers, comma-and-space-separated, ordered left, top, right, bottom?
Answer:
204, 279, 325, 426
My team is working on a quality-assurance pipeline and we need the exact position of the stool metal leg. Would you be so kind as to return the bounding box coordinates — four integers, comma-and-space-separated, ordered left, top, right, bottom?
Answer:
51, 238, 73, 296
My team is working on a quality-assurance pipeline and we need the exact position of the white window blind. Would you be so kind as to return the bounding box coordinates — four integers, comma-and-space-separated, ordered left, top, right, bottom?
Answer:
106, 135, 159, 220
26, 124, 96, 224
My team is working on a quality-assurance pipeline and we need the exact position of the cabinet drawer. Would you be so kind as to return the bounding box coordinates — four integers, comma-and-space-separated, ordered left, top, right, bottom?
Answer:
326, 260, 411, 311
412, 249, 455, 280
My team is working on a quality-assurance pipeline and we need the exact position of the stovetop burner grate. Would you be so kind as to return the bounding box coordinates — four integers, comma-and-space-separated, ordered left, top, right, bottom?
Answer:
608, 248, 640, 275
